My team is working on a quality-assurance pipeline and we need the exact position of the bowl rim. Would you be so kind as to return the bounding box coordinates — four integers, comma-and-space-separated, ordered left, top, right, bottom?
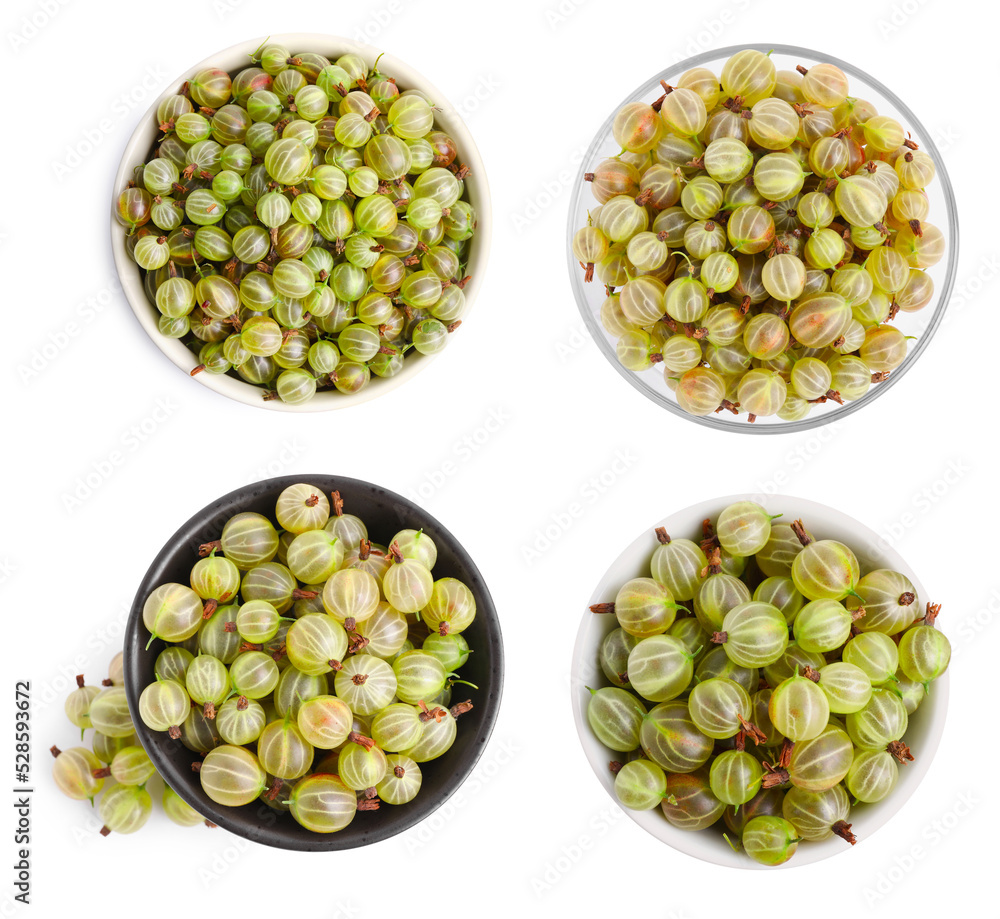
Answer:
124, 473, 505, 850
111, 32, 492, 413
566, 42, 959, 434
570, 491, 949, 868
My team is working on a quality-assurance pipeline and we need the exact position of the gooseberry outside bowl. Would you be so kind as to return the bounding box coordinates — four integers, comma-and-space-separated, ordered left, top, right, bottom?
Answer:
567, 44, 958, 433
112, 33, 492, 412
124, 474, 504, 851
570, 494, 948, 868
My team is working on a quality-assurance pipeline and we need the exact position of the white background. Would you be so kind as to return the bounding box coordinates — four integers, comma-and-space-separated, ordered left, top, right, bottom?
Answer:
4, 0, 994, 915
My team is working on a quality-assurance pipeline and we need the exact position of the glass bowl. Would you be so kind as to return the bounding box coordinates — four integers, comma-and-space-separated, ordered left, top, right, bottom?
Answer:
124, 474, 504, 850
567, 44, 958, 433
112, 33, 491, 413
570, 493, 948, 868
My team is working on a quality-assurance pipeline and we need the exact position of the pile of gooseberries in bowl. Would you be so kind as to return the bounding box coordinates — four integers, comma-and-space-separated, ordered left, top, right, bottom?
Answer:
112, 33, 490, 412
571, 494, 950, 868
567, 44, 956, 432
123, 474, 503, 850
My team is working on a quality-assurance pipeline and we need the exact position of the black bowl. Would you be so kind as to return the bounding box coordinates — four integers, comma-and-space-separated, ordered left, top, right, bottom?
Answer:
124, 474, 504, 851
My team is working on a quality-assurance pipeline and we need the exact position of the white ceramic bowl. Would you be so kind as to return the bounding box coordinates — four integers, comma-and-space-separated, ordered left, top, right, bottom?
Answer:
567, 44, 958, 433
571, 493, 948, 868
111, 33, 491, 412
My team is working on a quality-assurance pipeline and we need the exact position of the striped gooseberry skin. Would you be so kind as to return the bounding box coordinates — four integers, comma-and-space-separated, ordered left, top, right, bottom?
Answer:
138, 680, 190, 735
378, 754, 422, 805
688, 677, 751, 740
786, 725, 854, 792
200, 745, 267, 807
229, 651, 280, 700
143, 582, 203, 643
790, 357, 832, 401
618, 276, 665, 326
789, 293, 852, 349
199, 604, 240, 663
676, 367, 726, 416
99, 784, 153, 835
848, 569, 920, 635
190, 553, 241, 602
716, 601, 789, 668
235, 599, 283, 643
185, 654, 230, 710
816, 662, 873, 714
334, 656, 397, 716
110, 746, 156, 786
586, 687, 647, 752
401, 707, 458, 762
275, 483, 330, 534
600, 628, 640, 688
257, 720, 314, 780
898, 625, 951, 683
651, 538, 708, 602
762, 644, 826, 688
695, 646, 759, 695
614, 759, 668, 810
847, 749, 899, 803
661, 766, 725, 831
52, 747, 105, 801
716, 501, 773, 558
744, 313, 791, 361
793, 599, 853, 653
724, 787, 785, 835
738, 369, 787, 417
263, 137, 311, 184
371, 703, 423, 752
288, 530, 345, 584
155, 647, 193, 683
792, 539, 861, 601
216, 696, 266, 745
744, 816, 800, 866
382, 558, 433, 613
861, 325, 908, 373
626, 635, 695, 703
614, 577, 680, 637
750, 689, 784, 747
422, 578, 476, 635
220, 512, 279, 569
782, 784, 851, 841
289, 774, 357, 833
296, 695, 353, 749
846, 688, 908, 750
753, 576, 805, 626
392, 650, 446, 705
748, 97, 798, 149
710, 750, 763, 806
163, 785, 206, 827
721, 49, 776, 106
703, 137, 754, 184
842, 631, 899, 683
356, 602, 409, 658
660, 87, 708, 137
285, 614, 349, 676
181, 706, 221, 753
640, 701, 713, 774
768, 674, 830, 741
694, 574, 751, 633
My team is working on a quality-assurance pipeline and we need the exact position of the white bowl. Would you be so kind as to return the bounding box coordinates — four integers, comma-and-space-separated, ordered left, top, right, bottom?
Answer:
111, 33, 491, 412
570, 493, 948, 868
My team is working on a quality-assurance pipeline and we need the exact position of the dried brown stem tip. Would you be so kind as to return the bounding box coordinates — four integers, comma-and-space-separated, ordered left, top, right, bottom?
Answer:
851, 607, 867, 621
236, 695, 249, 711
802, 666, 821, 683
833, 820, 857, 845
292, 588, 318, 600
224, 621, 237, 633
100, 826, 112, 837
737, 714, 767, 746
418, 701, 447, 723
716, 399, 740, 415
357, 798, 380, 811
711, 630, 728, 645
198, 540, 222, 557
305, 494, 320, 507
331, 490, 345, 516
791, 519, 813, 547
450, 700, 474, 718
50, 745, 62, 758
609, 760, 624, 775
92, 766, 112, 779
202, 598, 218, 619
203, 702, 216, 720
191, 761, 202, 773
102, 678, 113, 687
348, 731, 375, 750
168, 725, 182, 740
394, 765, 406, 778
388, 541, 404, 563
887, 740, 914, 763
700, 546, 723, 577
589, 602, 615, 615
654, 527, 671, 545
75, 674, 86, 689
923, 602, 942, 626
